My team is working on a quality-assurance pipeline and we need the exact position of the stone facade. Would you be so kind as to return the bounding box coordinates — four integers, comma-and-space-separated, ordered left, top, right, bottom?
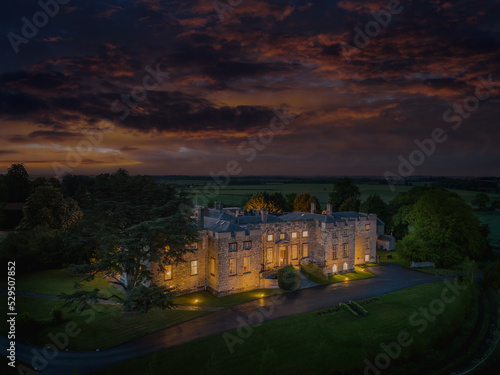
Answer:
152, 204, 383, 296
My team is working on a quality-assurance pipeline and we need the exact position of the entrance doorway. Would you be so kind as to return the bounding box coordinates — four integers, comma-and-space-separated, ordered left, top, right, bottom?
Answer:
279, 246, 288, 265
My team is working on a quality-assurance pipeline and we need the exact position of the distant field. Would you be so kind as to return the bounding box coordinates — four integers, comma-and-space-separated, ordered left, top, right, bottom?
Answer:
184, 181, 498, 207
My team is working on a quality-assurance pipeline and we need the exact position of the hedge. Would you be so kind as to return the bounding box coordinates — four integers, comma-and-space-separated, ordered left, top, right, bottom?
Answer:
300, 263, 329, 284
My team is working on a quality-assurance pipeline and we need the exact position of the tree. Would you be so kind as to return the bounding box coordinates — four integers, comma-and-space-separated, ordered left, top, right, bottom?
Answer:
18, 186, 82, 231
360, 194, 393, 231
5, 163, 31, 202
472, 193, 490, 210
244, 192, 286, 213
293, 193, 321, 213
329, 178, 361, 212
63, 169, 199, 312
397, 188, 489, 268
285, 193, 297, 212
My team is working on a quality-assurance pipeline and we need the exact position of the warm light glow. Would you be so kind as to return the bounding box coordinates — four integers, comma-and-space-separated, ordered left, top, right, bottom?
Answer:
260, 294, 264, 297
194, 299, 199, 303
345, 278, 348, 281
361, 269, 365, 272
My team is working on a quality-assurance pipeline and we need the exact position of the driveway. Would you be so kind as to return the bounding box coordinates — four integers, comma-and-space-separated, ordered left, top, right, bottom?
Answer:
1, 264, 450, 374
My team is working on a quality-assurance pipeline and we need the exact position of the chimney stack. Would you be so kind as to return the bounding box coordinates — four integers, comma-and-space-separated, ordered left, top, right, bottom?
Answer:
326, 201, 332, 215
261, 209, 268, 223
310, 200, 316, 213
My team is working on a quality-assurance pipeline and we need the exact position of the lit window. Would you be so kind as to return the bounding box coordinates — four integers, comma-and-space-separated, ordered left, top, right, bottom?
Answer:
210, 257, 215, 276
343, 262, 348, 271
365, 238, 370, 250
191, 260, 198, 275
343, 244, 348, 257
243, 257, 250, 273
332, 245, 337, 259
291, 244, 298, 259
191, 243, 198, 250
266, 248, 273, 263
229, 258, 237, 275
302, 243, 309, 258
343, 229, 348, 237
244, 241, 252, 249
267, 234, 274, 242
165, 245, 170, 252
365, 224, 370, 230
164, 265, 172, 280
279, 233, 285, 240
229, 243, 237, 252
332, 264, 337, 273
365, 254, 370, 262
291, 232, 297, 239
302, 230, 309, 238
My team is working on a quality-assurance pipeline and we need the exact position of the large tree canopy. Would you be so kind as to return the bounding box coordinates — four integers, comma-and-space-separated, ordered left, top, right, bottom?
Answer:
396, 188, 489, 268
64, 169, 199, 312
329, 178, 361, 212
244, 192, 287, 213
293, 193, 321, 213
18, 186, 82, 231
360, 194, 393, 232
3, 163, 31, 202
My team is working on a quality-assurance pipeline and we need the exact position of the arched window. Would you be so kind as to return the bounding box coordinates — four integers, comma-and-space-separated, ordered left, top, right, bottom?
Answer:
343, 262, 348, 271
332, 264, 337, 273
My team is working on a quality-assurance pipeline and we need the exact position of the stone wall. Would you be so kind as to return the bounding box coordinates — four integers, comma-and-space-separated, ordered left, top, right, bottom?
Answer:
322, 221, 356, 275
212, 229, 262, 296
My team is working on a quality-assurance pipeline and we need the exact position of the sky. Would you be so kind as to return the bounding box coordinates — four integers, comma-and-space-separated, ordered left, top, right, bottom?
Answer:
0, 0, 499, 177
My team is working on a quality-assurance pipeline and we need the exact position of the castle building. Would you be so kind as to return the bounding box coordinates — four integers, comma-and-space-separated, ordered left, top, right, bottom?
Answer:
153, 202, 383, 296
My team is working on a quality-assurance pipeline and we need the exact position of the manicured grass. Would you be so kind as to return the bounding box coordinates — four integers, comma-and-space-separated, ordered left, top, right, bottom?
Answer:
94, 281, 480, 375
10, 268, 125, 300
475, 210, 500, 247
0, 295, 209, 351
377, 249, 410, 267
329, 266, 374, 283
357, 262, 378, 267
174, 288, 284, 307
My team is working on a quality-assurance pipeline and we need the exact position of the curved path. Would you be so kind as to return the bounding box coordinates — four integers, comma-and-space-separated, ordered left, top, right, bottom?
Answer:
1, 264, 450, 374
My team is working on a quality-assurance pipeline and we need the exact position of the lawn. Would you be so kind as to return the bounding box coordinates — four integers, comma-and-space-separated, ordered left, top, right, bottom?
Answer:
0, 295, 209, 351
174, 288, 285, 307
93, 281, 481, 375
377, 249, 410, 267
9, 268, 126, 300
328, 266, 375, 283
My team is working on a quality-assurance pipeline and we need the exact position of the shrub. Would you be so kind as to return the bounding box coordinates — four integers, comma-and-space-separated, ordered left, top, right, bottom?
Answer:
350, 300, 368, 315
300, 263, 329, 284
339, 302, 358, 317
277, 265, 300, 291
51, 307, 65, 323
